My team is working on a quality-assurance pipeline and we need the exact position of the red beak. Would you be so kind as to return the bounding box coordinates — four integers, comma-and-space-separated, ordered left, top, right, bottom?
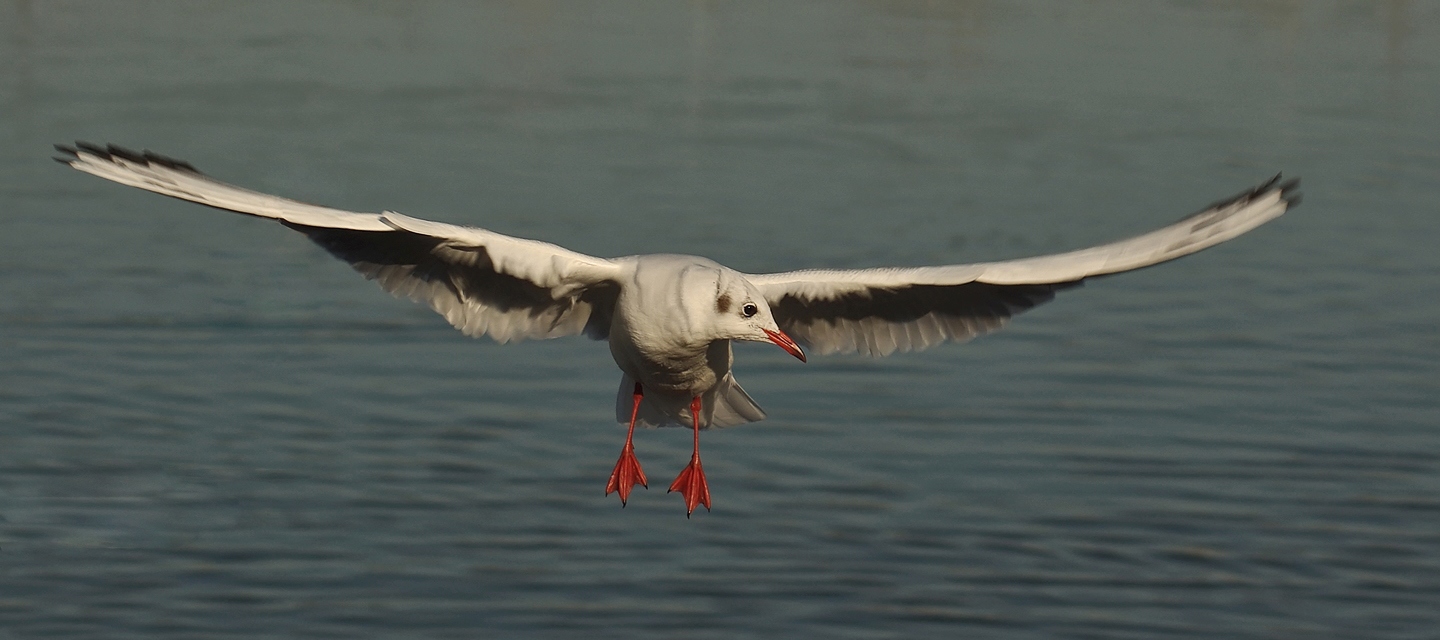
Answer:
763, 329, 807, 363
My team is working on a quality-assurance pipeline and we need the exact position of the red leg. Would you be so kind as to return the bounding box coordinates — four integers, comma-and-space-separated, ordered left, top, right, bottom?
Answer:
606, 382, 648, 505
668, 396, 711, 516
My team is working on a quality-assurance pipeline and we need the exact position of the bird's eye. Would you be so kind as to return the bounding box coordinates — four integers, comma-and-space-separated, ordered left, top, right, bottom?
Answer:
741, 303, 759, 318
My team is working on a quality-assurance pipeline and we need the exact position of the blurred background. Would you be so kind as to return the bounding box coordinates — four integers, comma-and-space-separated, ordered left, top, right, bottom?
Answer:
2, 1, 1437, 638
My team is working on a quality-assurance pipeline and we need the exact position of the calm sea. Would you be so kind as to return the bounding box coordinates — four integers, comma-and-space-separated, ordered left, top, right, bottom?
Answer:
2, 1, 1437, 638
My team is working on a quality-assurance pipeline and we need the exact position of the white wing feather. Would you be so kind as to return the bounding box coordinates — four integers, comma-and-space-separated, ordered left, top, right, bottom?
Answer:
57, 143, 623, 343
748, 176, 1298, 356
60, 142, 391, 231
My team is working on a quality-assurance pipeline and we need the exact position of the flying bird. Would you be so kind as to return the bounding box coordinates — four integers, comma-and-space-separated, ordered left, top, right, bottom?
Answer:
56, 142, 1299, 515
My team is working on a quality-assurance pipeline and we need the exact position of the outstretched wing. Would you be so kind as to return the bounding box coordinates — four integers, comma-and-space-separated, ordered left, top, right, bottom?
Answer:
57, 142, 624, 342
747, 176, 1299, 357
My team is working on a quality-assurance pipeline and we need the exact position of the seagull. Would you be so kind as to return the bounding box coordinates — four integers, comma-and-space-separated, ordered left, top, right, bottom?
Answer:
56, 142, 1299, 515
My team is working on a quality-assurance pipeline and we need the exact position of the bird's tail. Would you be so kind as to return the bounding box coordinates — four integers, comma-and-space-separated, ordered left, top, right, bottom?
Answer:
615, 373, 767, 429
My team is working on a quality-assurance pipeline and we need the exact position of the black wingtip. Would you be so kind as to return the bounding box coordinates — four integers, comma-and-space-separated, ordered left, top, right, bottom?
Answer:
53, 140, 201, 173
106, 144, 147, 164
53, 143, 81, 166
75, 140, 108, 157
1190, 173, 1302, 220
142, 148, 199, 173
1276, 177, 1302, 209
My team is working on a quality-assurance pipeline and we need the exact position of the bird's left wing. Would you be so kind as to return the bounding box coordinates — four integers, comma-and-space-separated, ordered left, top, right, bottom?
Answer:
747, 176, 1299, 357
57, 142, 624, 342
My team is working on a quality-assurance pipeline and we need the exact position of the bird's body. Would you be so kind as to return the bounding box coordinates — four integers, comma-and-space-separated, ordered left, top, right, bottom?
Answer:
56, 142, 1299, 515
608, 255, 771, 430
611, 255, 735, 397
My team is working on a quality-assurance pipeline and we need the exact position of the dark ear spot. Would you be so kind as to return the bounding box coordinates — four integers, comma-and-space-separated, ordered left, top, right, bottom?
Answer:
716, 294, 732, 314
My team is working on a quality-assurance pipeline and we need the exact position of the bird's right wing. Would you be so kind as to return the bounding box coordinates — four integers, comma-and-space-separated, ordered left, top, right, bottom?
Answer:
57, 142, 624, 342
748, 176, 1299, 357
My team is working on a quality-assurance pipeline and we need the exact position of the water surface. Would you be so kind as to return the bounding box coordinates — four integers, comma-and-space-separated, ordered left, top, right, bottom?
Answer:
2, 1, 1438, 638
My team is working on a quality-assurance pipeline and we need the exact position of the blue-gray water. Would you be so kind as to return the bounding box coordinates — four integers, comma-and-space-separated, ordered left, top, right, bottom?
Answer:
3, 1, 1438, 638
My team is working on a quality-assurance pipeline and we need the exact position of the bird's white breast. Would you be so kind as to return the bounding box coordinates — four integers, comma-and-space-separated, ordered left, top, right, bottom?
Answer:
607, 255, 734, 396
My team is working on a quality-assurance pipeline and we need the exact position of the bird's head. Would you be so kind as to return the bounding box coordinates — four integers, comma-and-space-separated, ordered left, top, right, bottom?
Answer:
707, 272, 806, 362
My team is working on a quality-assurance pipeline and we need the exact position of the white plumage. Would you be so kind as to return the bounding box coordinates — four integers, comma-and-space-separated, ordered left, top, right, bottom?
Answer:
57, 142, 1298, 514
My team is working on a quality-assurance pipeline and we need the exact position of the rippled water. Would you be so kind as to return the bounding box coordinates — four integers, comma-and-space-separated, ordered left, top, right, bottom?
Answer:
3, 1, 1439, 637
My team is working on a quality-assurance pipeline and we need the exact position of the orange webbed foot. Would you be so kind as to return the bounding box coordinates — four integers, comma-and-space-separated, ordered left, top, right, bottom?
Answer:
606, 442, 648, 506
668, 454, 711, 516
